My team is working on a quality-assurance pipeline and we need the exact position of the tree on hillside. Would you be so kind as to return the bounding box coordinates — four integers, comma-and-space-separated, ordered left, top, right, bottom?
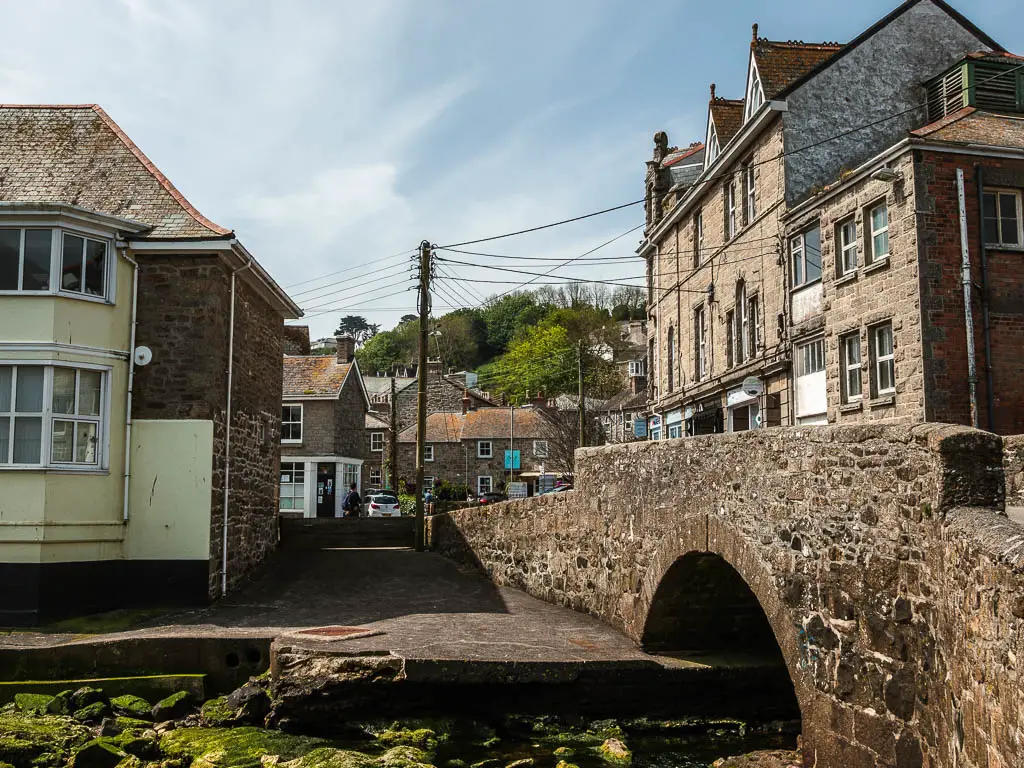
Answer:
480, 293, 550, 356
356, 320, 419, 373
335, 315, 380, 346
611, 285, 646, 321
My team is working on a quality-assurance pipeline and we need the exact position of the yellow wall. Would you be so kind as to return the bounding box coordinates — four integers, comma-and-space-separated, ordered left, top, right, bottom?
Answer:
124, 420, 213, 561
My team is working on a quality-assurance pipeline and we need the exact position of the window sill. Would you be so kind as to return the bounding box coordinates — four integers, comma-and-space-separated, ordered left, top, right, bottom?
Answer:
790, 278, 823, 293
0, 290, 112, 304
281, 441, 303, 446
839, 401, 863, 413
869, 394, 896, 408
985, 243, 1024, 252
835, 272, 858, 287
863, 258, 889, 275
0, 466, 109, 475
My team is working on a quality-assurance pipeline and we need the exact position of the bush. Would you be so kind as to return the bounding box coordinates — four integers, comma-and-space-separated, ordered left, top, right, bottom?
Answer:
433, 480, 470, 502
397, 494, 416, 516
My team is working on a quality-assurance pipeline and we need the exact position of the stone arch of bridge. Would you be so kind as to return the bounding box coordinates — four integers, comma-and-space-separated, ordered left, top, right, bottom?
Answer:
635, 517, 810, 718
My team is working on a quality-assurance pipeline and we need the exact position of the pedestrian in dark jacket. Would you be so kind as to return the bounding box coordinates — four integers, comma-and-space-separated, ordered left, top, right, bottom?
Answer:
342, 482, 361, 517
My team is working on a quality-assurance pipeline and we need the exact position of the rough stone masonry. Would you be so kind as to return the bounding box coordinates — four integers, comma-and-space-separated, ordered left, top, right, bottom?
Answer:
430, 424, 1024, 768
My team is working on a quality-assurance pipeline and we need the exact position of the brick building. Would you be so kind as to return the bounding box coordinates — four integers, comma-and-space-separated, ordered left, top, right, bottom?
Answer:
280, 335, 369, 518
642, 0, 1022, 436
397, 406, 557, 496
0, 105, 300, 623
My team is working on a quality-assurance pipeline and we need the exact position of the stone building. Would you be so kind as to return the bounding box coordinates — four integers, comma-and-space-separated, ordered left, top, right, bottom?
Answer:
397, 405, 557, 496
363, 412, 390, 490
394, 360, 498, 430
0, 104, 301, 623
642, 0, 1020, 436
280, 335, 369, 519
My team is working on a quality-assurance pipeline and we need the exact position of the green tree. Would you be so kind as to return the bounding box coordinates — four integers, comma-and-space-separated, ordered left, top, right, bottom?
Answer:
335, 315, 380, 345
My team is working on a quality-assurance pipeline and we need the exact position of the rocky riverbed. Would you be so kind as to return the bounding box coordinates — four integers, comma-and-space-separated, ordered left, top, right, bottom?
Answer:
0, 679, 800, 768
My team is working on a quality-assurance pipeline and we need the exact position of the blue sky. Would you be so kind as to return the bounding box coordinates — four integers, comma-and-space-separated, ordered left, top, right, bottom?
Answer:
0, 0, 1020, 338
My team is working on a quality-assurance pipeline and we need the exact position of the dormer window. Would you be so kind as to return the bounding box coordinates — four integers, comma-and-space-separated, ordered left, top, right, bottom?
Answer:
744, 62, 765, 121
926, 56, 1024, 122
706, 124, 720, 166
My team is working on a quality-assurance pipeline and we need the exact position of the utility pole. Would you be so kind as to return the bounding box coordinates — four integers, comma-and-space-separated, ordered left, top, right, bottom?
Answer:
578, 339, 586, 449
509, 403, 514, 490
388, 376, 398, 489
414, 240, 431, 552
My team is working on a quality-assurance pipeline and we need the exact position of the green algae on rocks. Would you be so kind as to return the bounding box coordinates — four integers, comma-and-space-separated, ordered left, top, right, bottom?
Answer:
282, 747, 377, 768
159, 727, 335, 766
110, 696, 151, 720
597, 738, 631, 765
0, 709, 91, 767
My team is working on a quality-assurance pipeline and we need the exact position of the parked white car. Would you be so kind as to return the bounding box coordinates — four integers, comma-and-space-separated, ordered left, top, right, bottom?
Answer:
365, 493, 401, 518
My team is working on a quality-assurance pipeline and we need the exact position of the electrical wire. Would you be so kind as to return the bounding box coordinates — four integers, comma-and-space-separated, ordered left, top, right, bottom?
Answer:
284, 249, 416, 290
290, 261, 417, 299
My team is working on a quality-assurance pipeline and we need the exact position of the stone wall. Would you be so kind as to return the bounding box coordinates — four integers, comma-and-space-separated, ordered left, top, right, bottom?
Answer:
395, 371, 492, 431
1005, 434, 1024, 509
431, 424, 1022, 768
398, 437, 549, 494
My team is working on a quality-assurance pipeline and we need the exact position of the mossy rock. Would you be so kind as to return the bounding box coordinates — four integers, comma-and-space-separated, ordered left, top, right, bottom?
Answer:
114, 717, 152, 731
151, 692, 192, 722
505, 760, 534, 768
376, 728, 439, 752
597, 738, 631, 766
552, 748, 575, 758
70, 688, 107, 711
110, 696, 151, 720
68, 738, 127, 768
0, 710, 91, 766
198, 697, 235, 728
282, 748, 376, 768
379, 746, 435, 768
73, 701, 110, 723
108, 729, 160, 760
12, 694, 53, 716
159, 727, 334, 766
554, 762, 580, 768
48, 690, 74, 716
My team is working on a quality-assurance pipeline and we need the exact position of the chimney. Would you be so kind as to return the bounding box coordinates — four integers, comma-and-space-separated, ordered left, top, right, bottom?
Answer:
531, 391, 546, 409
462, 389, 471, 414
427, 358, 443, 377
631, 375, 647, 396
336, 334, 355, 364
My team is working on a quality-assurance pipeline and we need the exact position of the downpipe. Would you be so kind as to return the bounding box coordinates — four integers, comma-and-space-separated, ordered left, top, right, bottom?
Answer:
122, 248, 139, 522
973, 164, 996, 432
955, 169, 979, 428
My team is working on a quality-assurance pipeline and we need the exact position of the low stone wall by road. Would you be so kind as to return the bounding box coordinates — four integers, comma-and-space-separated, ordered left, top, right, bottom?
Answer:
430, 424, 1024, 768
1005, 434, 1024, 509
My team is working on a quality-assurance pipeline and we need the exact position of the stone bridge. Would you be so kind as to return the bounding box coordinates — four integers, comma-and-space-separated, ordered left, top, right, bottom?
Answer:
430, 424, 1024, 768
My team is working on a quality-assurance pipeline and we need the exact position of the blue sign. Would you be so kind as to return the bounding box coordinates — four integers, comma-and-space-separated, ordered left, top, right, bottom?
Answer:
504, 450, 521, 470
634, 419, 648, 438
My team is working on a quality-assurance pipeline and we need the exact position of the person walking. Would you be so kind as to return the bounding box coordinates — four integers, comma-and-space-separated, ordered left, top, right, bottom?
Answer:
342, 482, 362, 518
424, 487, 435, 516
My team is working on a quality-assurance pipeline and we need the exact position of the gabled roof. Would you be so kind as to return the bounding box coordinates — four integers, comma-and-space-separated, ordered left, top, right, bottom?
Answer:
0, 105, 231, 239
601, 390, 649, 413
398, 412, 465, 443
283, 356, 369, 409
751, 39, 843, 99
662, 142, 705, 167
366, 413, 389, 430
462, 408, 550, 440
773, 0, 1004, 101
709, 98, 746, 148
395, 371, 499, 407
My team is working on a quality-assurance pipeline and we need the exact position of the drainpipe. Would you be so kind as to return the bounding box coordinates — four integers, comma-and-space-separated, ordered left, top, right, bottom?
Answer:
973, 164, 996, 432
955, 169, 979, 429
222, 254, 254, 597
122, 248, 140, 522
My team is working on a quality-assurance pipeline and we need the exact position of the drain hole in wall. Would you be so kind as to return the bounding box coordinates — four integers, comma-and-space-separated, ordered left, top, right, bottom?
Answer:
225, 652, 240, 668
245, 647, 262, 665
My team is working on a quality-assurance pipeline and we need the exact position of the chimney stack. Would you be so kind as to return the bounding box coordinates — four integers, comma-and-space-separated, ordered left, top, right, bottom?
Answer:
531, 391, 546, 409
336, 334, 355, 364
462, 389, 471, 414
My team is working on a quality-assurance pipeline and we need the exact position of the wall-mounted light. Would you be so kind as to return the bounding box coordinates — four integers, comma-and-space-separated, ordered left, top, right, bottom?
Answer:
870, 166, 903, 183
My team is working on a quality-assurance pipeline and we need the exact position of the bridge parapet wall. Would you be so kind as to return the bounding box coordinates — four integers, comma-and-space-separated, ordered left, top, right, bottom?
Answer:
430, 424, 1023, 768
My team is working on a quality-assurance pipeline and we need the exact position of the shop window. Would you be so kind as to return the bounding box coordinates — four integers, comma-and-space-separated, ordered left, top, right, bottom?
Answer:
279, 462, 306, 511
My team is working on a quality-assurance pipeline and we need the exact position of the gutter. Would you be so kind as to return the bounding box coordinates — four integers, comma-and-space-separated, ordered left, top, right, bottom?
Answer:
973, 163, 996, 431
222, 254, 254, 597
121, 247, 140, 523
955, 169, 980, 428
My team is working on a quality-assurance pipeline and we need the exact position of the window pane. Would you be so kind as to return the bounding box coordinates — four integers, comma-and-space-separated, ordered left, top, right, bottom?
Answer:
52, 368, 76, 414
84, 239, 106, 296
805, 227, 822, 282
23, 230, 51, 291
871, 205, 888, 232
51, 420, 74, 462
877, 326, 893, 356
0, 367, 10, 412
791, 239, 804, 285
13, 416, 42, 463
15, 367, 44, 412
0, 416, 8, 463
983, 193, 999, 243
75, 421, 98, 463
873, 231, 890, 259
0, 230, 19, 290
61, 234, 84, 292
78, 370, 102, 416
999, 194, 1020, 245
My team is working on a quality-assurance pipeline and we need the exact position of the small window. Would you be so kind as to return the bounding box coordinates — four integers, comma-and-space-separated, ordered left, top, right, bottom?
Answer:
837, 217, 858, 275
279, 461, 306, 511
865, 203, 890, 264
694, 306, 707, 380
628, 360, 646, 377
870, 323, 895, 396
706, 125, 720, 166
61, 232, 108, 297
281, 404, 303, 443
477, 476, 492, 494
369, 466, 382, 485
370, 431, 384, 452
790, 225, 822, 288
666, 327, 675, 392
0, 229, 52, 292
795, 338, 825, 376
982, 189, 1022, 247
747, 294, 759, 360
725, 180, 737, 240
533, 440, 549, 458
423, 476, 435, 491
424, 444, 434, 462
744, 162, 756, 224
50, 368, 103, 464
840, 333, 862, 403
477, 440, 492, 459
693, 210, 704, 267
725, 310, 735, 369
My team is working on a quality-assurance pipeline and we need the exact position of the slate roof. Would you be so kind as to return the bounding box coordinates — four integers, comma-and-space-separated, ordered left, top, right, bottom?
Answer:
752, 39, 843, 99
911, 108, 1024, 146
396, 407, 552, 443
0, 105, 231, 239
709, 99, 746, 147
366, 413, 389, 430
397, 412, 465, 443
283, 356, 353, 397
601, 390, 649, 413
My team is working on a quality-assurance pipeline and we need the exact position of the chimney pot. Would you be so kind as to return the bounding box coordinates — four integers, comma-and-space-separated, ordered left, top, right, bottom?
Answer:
336, 334, 355, 363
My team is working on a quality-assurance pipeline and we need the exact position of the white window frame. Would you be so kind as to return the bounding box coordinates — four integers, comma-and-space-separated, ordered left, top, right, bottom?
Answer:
695, 306, 707, 381
424, 476, 435, 491
982, 188, 1023, 247
837, 217, 858, 275
0, 227, 114, 302
424, 443, 434, 462
796, 338, 825, 377
281, 403, 303, 444
735, 282, 748, 366
0, 362, 110, 470
747, 293, 759, 360
866, 202, 890, 265
694, 210, 704, 266
706, 124, 720, 167
725, 180, 737, 240
628, 360, 646, 378
790, 225, 822, 288
370, 431, 384, 452
871, 323, 895, 397
279, 461, 306, 512
744, 60, 765, 120
477, 440, 493, 459
533, 440, 549, 458
369, 466, 382, 486
477, 475, 492, 494
840, 333, 862, 403
745, 162, 756, 223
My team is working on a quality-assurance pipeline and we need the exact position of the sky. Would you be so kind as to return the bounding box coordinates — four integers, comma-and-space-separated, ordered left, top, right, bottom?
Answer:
1, 0, 1020, 339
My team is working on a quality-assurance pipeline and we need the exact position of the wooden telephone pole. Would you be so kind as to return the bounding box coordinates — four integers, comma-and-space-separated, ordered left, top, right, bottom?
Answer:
577, 339, 586, 449
414, 240, 431, 552
388, 376, 398, 490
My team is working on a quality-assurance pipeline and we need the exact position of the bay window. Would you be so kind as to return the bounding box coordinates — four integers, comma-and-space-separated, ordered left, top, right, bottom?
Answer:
0, 364, 107, 468
0, 228, 111, 299
790, 225, 822, 288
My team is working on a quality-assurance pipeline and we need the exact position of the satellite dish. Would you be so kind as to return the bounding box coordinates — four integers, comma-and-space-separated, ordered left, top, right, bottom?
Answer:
134, 346, 153, 366
742, 376, 763, 397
